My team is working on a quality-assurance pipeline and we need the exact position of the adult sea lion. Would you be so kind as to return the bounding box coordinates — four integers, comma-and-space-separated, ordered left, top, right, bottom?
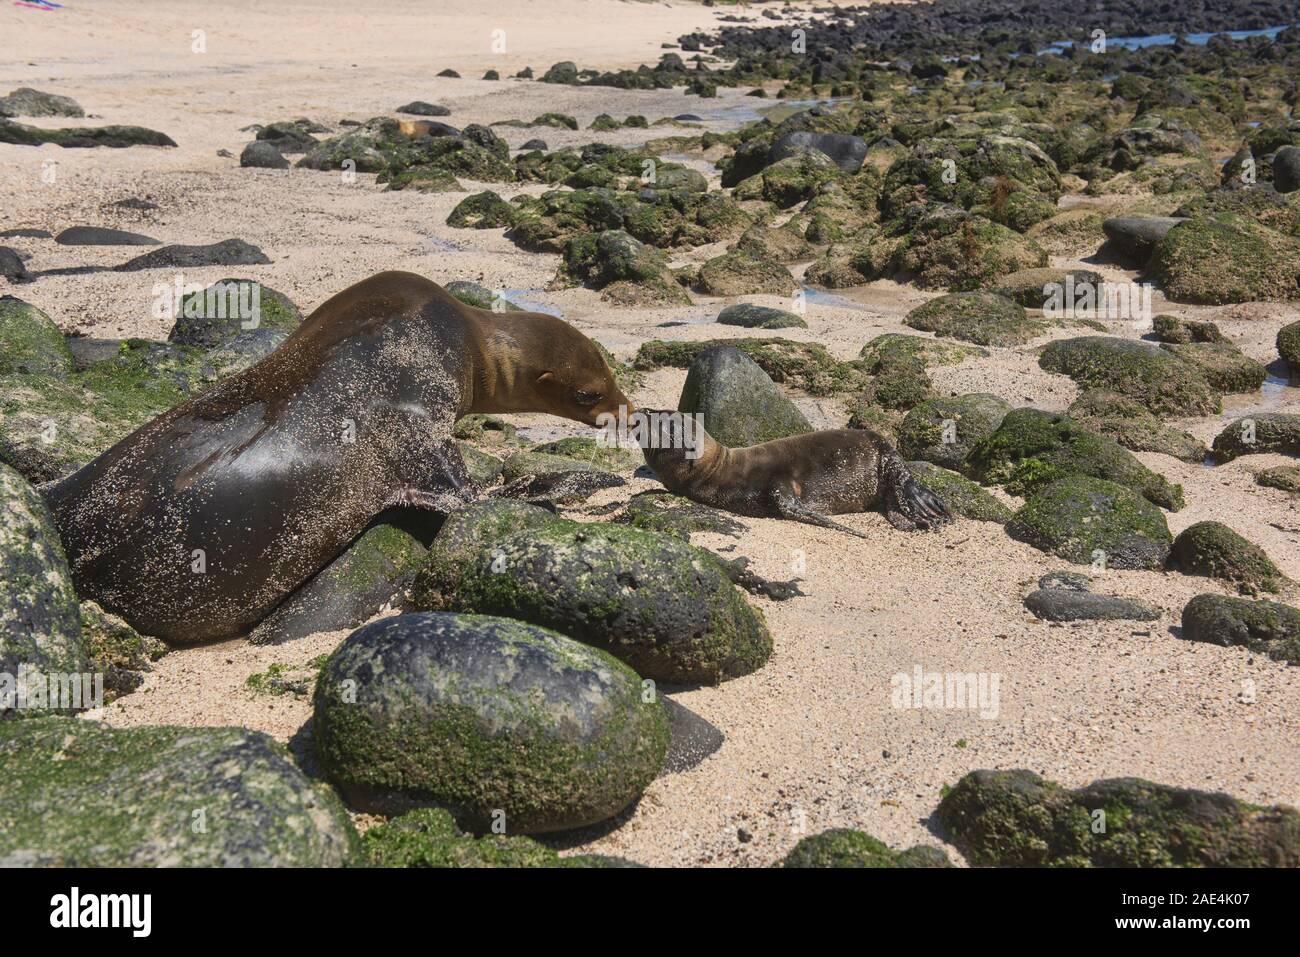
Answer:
44, 271, 629, 644
637, 411, 952, 538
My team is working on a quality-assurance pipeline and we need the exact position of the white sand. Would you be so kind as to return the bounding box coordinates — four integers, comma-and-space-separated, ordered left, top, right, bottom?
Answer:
6, 0, 1298, 867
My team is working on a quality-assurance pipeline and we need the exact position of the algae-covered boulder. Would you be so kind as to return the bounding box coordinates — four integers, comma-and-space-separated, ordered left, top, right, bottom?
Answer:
733, 149, 841, 208
364, 807, 561, 867
716, 303, 807, 330
169, 278, 302, 348
905, 291, 1042, 347
447, 190, 516, 228
889, 207, 1047, 292
694, 249, 796, 297
1159, 342, 1267, 394
1256, 464, 1300, 493
555, 229, 690, 306
530, 436, 640, 472
1180, 593, 1299, 665
0, 717, 358, 866
677, 344, 811, 448
937, 768, 1299, 867
1006, 475, 1172, 570
312, 612, 670, 831
409, 500, 558, 610
905, 461, 1012, 524
1150, 215, 1300, 304
613, 490, 746, 540
1023, 577, 1159, 622
249, 516, 437, 645
1039, 336, 1220, 417
1211, 413, 1300, 461
635, 337, 868, 397
1, 464, 87, 709
1150, 314, 1225, 344
991, 267, 1104, 309
1167, 522, 1286, 595
780, 829, 951, 868
0, 297, 73, 378
897, 394, 1010, 471
449, 520, 771, 684
0, 87, 83, 118
967, 408, 1184, 510
80, 600, 166, 701
1067, 390, 1208, 463
1279, 321, 1300, 369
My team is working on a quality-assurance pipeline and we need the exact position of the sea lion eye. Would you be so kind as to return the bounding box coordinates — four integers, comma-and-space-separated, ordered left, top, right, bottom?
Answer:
573, 389, 602, 407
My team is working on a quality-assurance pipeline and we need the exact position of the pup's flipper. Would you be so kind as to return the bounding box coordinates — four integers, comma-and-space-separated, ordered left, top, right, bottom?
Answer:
775, 489, 872, 540
881, 454, 953, 531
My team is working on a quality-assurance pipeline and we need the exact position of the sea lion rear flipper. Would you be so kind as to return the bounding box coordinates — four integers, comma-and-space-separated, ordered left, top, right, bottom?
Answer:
774, 489, 871, 540
882, 453, 953, 532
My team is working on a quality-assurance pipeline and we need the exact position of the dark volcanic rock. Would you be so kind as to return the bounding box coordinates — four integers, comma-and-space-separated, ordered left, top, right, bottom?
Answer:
397, 101, 451, 116
55, 226, 159, 246
1101, 216, 1185, 263
115, 239, 271, 271
769, 131, 868, 173
240, 140, 289, 169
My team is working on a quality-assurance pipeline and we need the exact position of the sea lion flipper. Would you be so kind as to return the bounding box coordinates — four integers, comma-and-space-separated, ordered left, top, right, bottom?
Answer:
774, 489, 871, 540
882, 454, 953, 532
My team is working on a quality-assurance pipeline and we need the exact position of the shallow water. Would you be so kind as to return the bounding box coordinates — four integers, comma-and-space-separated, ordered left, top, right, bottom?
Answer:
1037, 24, 1291, 55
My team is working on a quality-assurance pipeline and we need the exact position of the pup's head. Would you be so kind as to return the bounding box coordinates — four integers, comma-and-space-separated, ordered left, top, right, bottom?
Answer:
635, 409, 715, 491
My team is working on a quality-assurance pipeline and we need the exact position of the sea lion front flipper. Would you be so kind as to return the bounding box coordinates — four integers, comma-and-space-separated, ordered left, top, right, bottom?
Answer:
774, 489, 871, 540
881, 453, 953, 532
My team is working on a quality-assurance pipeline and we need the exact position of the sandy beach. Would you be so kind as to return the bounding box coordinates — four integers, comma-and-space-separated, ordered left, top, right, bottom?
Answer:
2, 0, 1297, 867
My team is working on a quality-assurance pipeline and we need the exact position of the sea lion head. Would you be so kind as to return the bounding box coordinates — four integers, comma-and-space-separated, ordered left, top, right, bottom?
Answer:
487, 313, 631, 427
636, 409, 715, 489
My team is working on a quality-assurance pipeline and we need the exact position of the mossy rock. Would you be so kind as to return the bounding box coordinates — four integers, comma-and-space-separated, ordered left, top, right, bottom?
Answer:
1159, 342, 1267, 394
555, 229, 690, 306
897, 394, 1010, 471
905, 462, 1012, 524
1180, 593, 1300, 665
1256, 464, 1300, 493
1211, 413, 1300, 461
0, 296, 72, 378
991, 267, 1105, 309
733, 150, 841, 208
1150, 215, 1300, 304
248, 516, 436, 645
678, 344, 811, 448
968, 408, 1184, 509
1067, 389, 1208, 463
779, 828, 951, 868
890, 207, 1048, 292
1006, 475, 1172, 570
448, 283, 523, 314
447, 190, 516, 228
408, 500, 558, 611
453, 412, 521, 443
363, 807, 563, 867
1167, 522, 1286, 595
634, 338, 868, 397
858, 333, 985, 370
1150, 314, 1225, 344
448, 520, 771, 684
1, 464, 87, 710
905, 291, 1042, 346
1039, 336, 1220, 417
0, 717, 358, 866
716, 303, 807, 330
458, 443, 505, 485
382, 168, 465, 192
937, 768, 1299, 867
530, 436, 641, 472
312, 612, 670, 832
1279, 321, 1300, 369
80, 601, 166, 702
501, 450, 612, 482
613, 490, 746, 540
170, 279, 302, 349
694, 250, 796, 297
0, 122, 176, 149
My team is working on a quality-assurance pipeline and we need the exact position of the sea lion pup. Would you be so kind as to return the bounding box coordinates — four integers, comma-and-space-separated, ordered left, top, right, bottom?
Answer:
44, 271, 629, 644
636, 411, 952, 538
